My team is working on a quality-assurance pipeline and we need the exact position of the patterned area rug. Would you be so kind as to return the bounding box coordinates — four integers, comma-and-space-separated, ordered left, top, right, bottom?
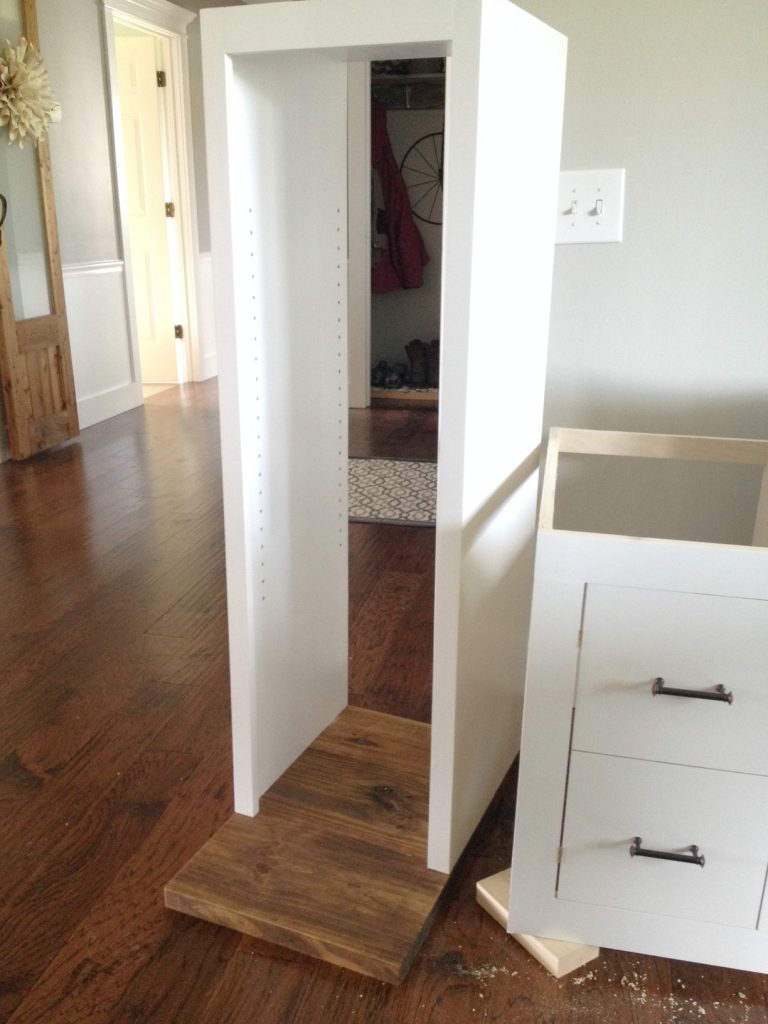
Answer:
349, 457, 436, 526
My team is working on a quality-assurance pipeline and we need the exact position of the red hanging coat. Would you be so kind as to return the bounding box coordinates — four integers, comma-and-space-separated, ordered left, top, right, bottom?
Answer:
370, 98, 429, 293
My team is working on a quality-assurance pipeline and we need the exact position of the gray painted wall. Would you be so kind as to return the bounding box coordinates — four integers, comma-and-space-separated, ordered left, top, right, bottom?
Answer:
38, 0, 120, 264
174, 0, 242, 251
516, 0, 768, 441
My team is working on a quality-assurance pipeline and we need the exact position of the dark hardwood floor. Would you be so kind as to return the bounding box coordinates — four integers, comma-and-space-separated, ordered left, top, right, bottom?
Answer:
0, 380, 765, 1023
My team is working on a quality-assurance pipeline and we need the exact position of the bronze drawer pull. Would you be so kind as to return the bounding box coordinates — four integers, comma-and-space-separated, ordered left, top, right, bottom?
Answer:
630, 836, 705, 867
651, 677, 733, 703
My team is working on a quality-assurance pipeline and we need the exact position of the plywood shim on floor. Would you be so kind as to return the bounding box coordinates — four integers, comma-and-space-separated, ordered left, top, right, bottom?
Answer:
476, 869, 600, 979
165, 707, 449, 984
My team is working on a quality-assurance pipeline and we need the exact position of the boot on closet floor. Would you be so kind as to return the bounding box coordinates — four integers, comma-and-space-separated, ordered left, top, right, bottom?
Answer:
405, 338, 428, 387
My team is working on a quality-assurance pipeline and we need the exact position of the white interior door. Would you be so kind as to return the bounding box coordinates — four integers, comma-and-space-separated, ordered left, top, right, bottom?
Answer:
116, 33, 178, 384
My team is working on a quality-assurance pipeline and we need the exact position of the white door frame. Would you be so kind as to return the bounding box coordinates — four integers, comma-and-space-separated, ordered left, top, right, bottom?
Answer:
101, 0, 202, 385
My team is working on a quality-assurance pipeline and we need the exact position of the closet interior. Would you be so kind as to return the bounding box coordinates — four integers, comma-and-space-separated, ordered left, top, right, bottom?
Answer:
369, 59, 444, 410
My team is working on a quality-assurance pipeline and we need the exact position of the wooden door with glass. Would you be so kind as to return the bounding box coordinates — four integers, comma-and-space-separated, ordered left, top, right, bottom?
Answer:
0, 0, 78, 460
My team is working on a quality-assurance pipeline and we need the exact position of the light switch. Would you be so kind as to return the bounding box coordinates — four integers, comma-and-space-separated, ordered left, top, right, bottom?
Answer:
556, 168, 625, 244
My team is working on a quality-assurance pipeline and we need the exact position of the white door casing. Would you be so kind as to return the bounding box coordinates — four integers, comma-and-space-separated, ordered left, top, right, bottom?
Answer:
102, 0, 202, 385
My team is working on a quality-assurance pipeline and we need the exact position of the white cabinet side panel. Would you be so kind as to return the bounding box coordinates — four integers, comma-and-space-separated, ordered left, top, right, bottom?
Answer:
429, 0, 567, 872
206, 43, 349, 811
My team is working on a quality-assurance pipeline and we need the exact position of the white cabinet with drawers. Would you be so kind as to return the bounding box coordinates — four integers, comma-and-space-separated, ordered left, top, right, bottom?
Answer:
508, 428, 768, 973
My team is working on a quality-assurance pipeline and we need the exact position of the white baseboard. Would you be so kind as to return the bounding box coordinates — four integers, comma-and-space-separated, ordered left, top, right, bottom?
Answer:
76, 380, 143, 430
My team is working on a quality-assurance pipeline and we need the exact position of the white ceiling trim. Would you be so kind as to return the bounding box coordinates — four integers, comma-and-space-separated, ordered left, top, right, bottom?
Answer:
101, 0, 196, 36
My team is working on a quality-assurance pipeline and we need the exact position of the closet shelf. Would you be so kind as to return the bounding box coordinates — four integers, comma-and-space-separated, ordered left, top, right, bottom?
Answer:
371, 73, 445, 111
370, 386, 438, 409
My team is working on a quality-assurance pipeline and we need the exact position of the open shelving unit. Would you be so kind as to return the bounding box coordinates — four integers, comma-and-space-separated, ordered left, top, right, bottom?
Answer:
164, 0, 567, 982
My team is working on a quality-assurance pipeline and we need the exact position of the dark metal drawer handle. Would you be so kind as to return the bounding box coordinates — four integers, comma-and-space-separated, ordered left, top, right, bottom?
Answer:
651, 677, 733, 704
630, 836, 705, 867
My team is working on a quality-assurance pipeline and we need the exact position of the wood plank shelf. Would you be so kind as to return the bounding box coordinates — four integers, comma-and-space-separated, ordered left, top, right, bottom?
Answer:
164, 707, 449, 984
370, 387, 438, 410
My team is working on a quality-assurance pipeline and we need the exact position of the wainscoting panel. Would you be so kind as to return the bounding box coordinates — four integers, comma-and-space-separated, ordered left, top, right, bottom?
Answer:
62, 260, 142, 430
1, 256, 215, 459
195, 252, 218, 381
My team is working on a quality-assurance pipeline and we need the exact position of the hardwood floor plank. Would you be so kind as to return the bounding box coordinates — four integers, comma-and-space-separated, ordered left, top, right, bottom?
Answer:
349, 408, 437, 462
3, 660, 233, 1024
348, 569, 425, 711
0, 522, 224, 685
362, 573, 434, 723
0, 746, 197, 1022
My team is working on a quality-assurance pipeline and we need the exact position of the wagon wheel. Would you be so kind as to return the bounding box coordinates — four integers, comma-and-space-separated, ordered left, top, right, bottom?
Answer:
399, 131, 443, 226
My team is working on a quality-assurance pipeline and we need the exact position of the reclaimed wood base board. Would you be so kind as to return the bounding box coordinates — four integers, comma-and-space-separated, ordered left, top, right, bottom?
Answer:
476, 869, 600, 979
165, 706, 449, 984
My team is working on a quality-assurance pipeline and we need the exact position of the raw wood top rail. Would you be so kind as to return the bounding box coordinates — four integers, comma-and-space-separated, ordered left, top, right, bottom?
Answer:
540, 427, 768, 545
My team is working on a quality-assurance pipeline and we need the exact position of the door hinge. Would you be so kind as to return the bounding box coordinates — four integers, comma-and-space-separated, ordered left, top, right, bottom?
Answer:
577, 627, 583, 649
157, 70, 167, 88
174, 324, 184, 340
557, 846, 565, 865
165, 201, 175, 218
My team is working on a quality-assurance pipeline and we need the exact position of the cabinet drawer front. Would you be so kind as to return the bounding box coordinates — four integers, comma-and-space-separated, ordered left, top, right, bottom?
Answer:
572, 585, 768, 774
558, 753, 768, 929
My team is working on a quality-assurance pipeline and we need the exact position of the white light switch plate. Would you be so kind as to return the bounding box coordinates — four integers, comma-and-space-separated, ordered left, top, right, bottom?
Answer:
556, 168, 625, 244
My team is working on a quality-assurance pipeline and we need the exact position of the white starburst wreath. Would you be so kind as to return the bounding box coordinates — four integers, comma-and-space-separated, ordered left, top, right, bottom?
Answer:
0, 37, 58, 147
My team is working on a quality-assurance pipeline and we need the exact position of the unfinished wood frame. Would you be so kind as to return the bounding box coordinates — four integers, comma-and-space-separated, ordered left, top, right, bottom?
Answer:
0, 0, 79, 459
539, 426, 768, 542
476, 868, 599, 978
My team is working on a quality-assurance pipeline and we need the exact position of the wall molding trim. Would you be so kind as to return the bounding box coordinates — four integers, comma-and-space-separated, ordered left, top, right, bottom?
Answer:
63, 259, 125, 277
101, 0, 195, 36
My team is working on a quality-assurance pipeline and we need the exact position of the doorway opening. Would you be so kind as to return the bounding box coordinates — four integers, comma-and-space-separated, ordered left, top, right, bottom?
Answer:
114, 24, 180, 386
102, 0, 199, 393
347, 56, 445, 724
368, 57, 444, 415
